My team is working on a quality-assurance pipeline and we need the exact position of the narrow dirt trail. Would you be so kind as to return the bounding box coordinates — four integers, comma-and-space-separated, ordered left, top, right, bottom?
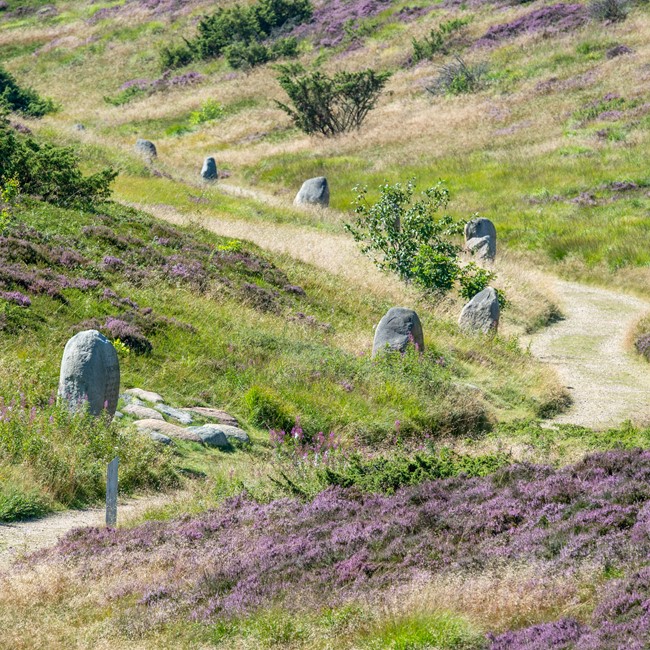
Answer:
526, 279, 650, 429
0, 492, 183, 571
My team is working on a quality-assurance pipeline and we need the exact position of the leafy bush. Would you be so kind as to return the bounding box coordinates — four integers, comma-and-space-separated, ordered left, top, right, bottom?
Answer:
188, 99, 225, 125
427, 56, 488, 96
0, 116, 116, 207
160, 41, 196, 70
276, 65, 391, 136
589, 0, 629, 21
162, 0, 311, 69
412, 17, 471, 63
0, 65, 54, 117
346, 180, 498, 296
224, 37, 298, 70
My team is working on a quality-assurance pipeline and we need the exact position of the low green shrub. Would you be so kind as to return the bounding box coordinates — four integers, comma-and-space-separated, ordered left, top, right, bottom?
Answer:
589, 0, 629, 21
0, 115, 116, 207
320, 449, 510, 494
161, 0, 310, 69
189, 99, 225, 125
0, 65, 54, 117
412, 17, 471, 63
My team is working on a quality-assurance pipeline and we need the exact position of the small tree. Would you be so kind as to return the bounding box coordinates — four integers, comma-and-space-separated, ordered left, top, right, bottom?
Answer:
346, 179, 496, 297
276, 65, 391, 136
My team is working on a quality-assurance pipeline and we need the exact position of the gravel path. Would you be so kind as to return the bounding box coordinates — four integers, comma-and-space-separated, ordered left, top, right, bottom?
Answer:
0, 493, 180, 571
527, 279, 650, 428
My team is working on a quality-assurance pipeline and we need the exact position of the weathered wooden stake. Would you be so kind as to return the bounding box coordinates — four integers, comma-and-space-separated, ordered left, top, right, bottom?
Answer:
106, 456, 119, 527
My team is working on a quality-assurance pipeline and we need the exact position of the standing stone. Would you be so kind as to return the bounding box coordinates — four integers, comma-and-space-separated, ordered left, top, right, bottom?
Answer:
294, 177, 329, 207
458, 287, 500, 334
201, 156, 217, 181
372, 307, 424, 357
464, 217, 496, 260
58, 330, 120, 418
135, 139, 157, 159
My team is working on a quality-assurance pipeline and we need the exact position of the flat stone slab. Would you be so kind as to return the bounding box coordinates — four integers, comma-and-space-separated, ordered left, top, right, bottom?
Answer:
155, 404, 193, 424
182, 407, 239, 427
216, 424, 250, 444
123, 404, 164, 420
124, 388, 164, 403
188, 425, 231, 448
134, 419, 202, 443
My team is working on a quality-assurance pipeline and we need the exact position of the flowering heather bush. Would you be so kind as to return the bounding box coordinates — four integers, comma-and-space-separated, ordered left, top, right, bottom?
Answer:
475, 4, 587, 46
39, 448, 650, 646
0, 290, 31, 307
292, 0, 393, 47
103, 317, 153, 355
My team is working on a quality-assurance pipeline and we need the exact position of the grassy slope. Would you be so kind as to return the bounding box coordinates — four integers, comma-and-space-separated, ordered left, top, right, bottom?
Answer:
2, 0, 649, 293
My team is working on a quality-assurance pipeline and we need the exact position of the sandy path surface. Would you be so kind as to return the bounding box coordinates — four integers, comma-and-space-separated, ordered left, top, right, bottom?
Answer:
0, 493, 180, 571
526, 279, 650, 428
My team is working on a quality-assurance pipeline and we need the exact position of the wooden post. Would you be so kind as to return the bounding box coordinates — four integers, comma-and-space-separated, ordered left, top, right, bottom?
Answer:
106, 456, 119, 527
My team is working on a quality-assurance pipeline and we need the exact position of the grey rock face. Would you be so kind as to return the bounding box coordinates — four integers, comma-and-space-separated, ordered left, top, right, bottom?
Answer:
201, 156, 217, 181
58, 330, 120, 417
466, 236, 493, 261
149, 432, 174, 445
464, 217, 496, 260
182, 407, 239, 427
215, 424, 250, 444
188, 425, 231, 448
124, 388, 163, 403
294, 177, 329, 207
155, 403, 193, 424
123, 404, 164, 420
372, 307, 424, 357
135, 139, 157, 159
458, 287, 500, 334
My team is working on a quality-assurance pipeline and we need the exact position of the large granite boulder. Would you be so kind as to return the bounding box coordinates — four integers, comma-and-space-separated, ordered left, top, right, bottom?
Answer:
372, 307, 424, 357
294, 177, 329, 207
182, 407, 239, 427
135, 139, 157, 159
58, 330, 120, 417
201, 156, 217, 181
464, 217, 496, 260
122, 403, 164, 420
458, 287, 500, 334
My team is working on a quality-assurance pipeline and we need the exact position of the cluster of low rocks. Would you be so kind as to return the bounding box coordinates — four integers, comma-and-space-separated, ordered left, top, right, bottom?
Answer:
58, 330, 248, 448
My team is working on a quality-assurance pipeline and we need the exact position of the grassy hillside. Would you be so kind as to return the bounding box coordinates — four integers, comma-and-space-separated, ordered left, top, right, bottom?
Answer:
2, 0, 650, 648
2, 0, 649, 293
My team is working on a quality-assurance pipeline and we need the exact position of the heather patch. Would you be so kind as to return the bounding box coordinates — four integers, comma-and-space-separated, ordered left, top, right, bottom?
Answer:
475, 4, 588, 46
291, 0, 394, 48
39, 449, 650, 644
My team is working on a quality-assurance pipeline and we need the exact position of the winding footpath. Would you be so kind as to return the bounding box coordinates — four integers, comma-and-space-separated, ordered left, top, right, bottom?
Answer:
526, 279, 650, 428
